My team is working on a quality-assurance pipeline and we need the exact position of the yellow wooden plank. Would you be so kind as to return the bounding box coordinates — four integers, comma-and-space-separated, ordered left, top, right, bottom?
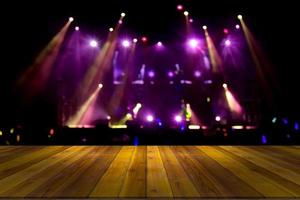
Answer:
159, 146, 200, 197
1, 146, 96, 197
173, 146, 228, 197
119, 146, 146, 198
55, 146, 121, 198
0, 146, 67, 179
222, 146, 300, 186
90, 146, 135, 197
218, 146, 300, 197
199, 146, 293, 197
0, 146, 83, 196
146, 146, 172, 198
184, 146, 262, 197
239, 146, 300, 174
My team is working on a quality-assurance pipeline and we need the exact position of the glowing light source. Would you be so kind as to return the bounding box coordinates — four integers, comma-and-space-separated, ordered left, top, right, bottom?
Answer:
223, 28, 229, 34
188, 125, 200, 130
98, 83, 103, 88
121, 12, 126, 17
133, 103, 142, 117
184, 11, 189, 16
175, 115, 183, 123
75, 26, 79, 31
133, 38, 138, 43
215, 116, 221, 122
194, 71, 202, 78
141, 36, 148, 43
272, 117, 277, 123
202, 25, 207, 30
238, 15, 243, 20
294, 122, 299, 131
146, 115, 154, 122
148, 70, 155, 78
232, 125, 244, 130
262, 134, 267, 144
235, 24, 240, 29
168, 71, 174, 78
223, 83, 228, 89
177, 4, 184, 11
189, 19, 193, 23
0, 130, 2, 136
118, 20, 123, 24
107, 116, 111, 120
69, 17, 74, 22
188, 39, 199, 48
10, 128, 14, 134
109, 27, 114, 32
157, 41, 163, 47
89, 40, 98, 48
225, 39, 231, 46
49, 128, 55, 136
111, 125, 127, 129
122, 40, 131, 48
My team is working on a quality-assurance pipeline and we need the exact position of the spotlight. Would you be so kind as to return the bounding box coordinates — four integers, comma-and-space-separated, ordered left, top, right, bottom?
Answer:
121, 12, 126, 17
225, 39, 231, 46
175, 115, 183, 123
167, 71, 174, 78
184, 11, 189, 16
235, 24, 240, 29
118, 20, 123, 24
109, 27, 114, 32
194, 70, 202, 78
75, 26, 80, 31
98, 83, 103, 88
146, 115, 154, 122
189, 18, 193, 23
157, 41, 163, 47
215, 116, 221, 122
177, 4, 184, 11
238, 15, 243, 20
223, 28, 229, 34
148, 70, 155, 78
141, 36, 148, 43
133, 38, 138, 43
188, 39, 199, 48
202, 25, 207, 30
69, 17, 74, 22
122, 40, 131, 48
89, 40, 98, 48
222, 83, 228, 89
107, 116, 111, 120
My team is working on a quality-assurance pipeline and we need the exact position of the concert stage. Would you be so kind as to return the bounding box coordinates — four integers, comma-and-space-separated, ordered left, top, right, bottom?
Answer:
0, 146, 299, 198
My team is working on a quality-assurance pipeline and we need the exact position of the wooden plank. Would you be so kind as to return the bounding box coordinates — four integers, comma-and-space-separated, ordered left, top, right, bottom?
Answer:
0, 146, 83, 196
1, 146, 95, 197
146, 146, 172, 198
173, 146, 228, 197
199, 146, 293, 197
185, 146, 262, 197
257, 146, 300, 163
239, 146, 300, 173
218, 146, 300, 197
53, 146, 121, 198
0, 146, 44, 163
0, 146, 68, 179
119, 146, 146, 198
89, 146, 135, 197
159, 146, 200, 198
220, 146, 300, 192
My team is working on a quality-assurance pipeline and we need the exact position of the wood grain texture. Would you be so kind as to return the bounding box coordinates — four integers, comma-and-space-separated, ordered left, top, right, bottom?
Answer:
0, 145, 299, 198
